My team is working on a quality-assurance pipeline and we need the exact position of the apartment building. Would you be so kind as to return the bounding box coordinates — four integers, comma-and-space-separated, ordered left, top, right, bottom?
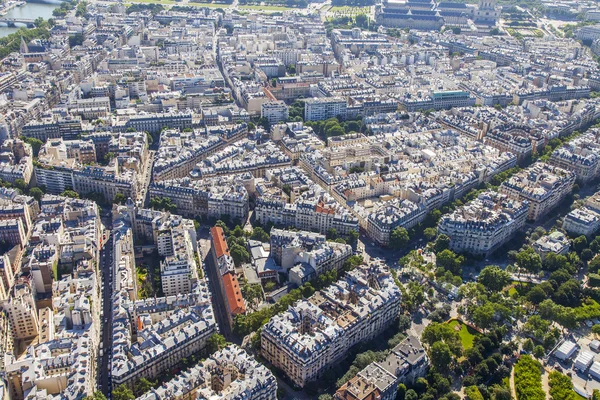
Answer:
269, 229, 352, 286
549, 130, 600, 183
138, 345, 277, 400
149, 176, 249, 222
304, 97, 348, 121
500, 163, 575, 222
111, 205, 217, 390
335, 336, 429, 400
261, 262, 401, 388
563, 191, 600, 237
438, 191, 529, 256
209, 226, 246, 329
158, 228, 198, 296
261, 101, 289, 124
1, 280, 38, 340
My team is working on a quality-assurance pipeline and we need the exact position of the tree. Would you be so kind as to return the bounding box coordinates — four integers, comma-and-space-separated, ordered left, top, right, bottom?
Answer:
465, 386, 484, 400
112, 385, 134, 400
527, 285, 547, 304
229, 244, 250, 267
533, 345, 545, 359
573, 235, 588, 253
29, 187, 43, 201
548, 371, 577, 400
85, 392, 107, 400
68, 33, 84, 47
327, 228, 338, 240
61, 190, 80, 199
477, 265, 511, 292
405, 389, 418, 400
390, 227, 409, 249
348, 229, 359, 249
207, 333, 227, 354
430, 341, 453, 373
436, 249, 463, 275
421, 322, 462, 357
516, 247, 542, 274
134, 378, 155, 396
13, 178, 27, 192
104, 151, 116, 164
543, 252, 570, 272
355, 14, 368, 28
434, 234, 450, 253
20, 136, 43, 156
473, 302, 502, 330
523, 338, 534, 353
114, 193, 127, 204
424, 227, 437, 241
592, 324, 600, 336
264, 281, 276, 292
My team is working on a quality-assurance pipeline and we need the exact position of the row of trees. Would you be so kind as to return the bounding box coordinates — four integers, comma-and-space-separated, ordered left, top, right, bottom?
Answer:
514, 355, 545, 400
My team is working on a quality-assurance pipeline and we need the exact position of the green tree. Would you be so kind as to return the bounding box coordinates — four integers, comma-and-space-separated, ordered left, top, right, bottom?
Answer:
573, 235, 588, 253
327, 228, 338, 240
548, 371, 577, 400
477, 265, 511, 292
85, 392, 107, 400
516, 247, 542, 274
348, 229, 359, 248
20, 136, 43, 156
29, 187, 43, 202
405, 389, 418, 400
207, 333, 227, 354
424, 227, 437, 241
134, 378, 155, 396
104, 151, 116, 164
389, 227, 410, 249
430, 341, 453, 373
523, 338, 534, 353
465, 386, 484, 400
61, 190, 79, 199
13, 178, 27, 192
114, 193, 127, 204
436, 249, 463, 275
112, 385, 134, 400
533, 345, 545, 359
434, 234, 450, 253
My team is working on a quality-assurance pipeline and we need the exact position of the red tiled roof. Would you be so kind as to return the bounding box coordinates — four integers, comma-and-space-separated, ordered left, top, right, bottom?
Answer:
222, 272, 246, 315
210, 226, 229, 258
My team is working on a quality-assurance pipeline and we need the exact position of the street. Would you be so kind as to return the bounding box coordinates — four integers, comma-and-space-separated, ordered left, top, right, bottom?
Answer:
98, 212, 114, 397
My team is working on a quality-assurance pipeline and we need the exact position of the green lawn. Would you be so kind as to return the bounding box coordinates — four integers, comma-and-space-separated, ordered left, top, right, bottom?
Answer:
239, 4, 294, 11
448, 319, 479, 350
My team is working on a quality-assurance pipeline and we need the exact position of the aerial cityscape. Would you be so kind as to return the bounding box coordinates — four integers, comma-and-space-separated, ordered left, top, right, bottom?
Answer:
1, 0, 600, 399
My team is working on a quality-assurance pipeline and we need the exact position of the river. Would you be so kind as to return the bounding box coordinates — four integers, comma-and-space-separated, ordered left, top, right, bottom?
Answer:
0, 1, 60, 38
